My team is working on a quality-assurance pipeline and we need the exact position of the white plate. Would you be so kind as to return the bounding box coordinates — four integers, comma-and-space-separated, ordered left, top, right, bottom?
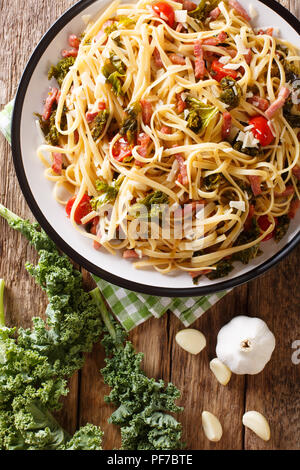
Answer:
11, 0, 300, 296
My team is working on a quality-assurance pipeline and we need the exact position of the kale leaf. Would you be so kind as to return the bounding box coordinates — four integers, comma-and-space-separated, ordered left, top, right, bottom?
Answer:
186, 97, 218, 134
189, 0, 220, 22
48, 56, 75, 87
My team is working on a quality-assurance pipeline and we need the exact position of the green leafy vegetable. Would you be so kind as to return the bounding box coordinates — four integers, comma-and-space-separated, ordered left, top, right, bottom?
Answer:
232, 217, 262, 264
90, 290, 183, 450
186, 97, 218, 134
35, 108, 67, 146
233, 140, 260, 157
219, 77, 242, 109
189, 0, 220, 22
130, 191, 169, 219
203, 173, 225, 191
91, 176, 124, 210
120, 102, 141, 143
274, 214, 290, 242
206, 259, 234, 280
118, 16, 136, 28
48, 56, 75, 87
104, 23, 122, 46
91, 110, 109, 140
0, 205, 103, 450
102, 55, 126, 96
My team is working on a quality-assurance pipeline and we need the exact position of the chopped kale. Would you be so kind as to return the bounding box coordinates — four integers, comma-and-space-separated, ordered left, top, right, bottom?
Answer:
48, 56, 75, 87
90, 110, 109, 140
233, 140, 261, 157
130, 191, 169, 219
118, 16, 136, 28
274, 214, 290, 242
232, 217, 262, 264
35, 108, 67, 146
203, 173, 225, 191
102, 56, 126, 96
219, 77, 242, 109
185, 97, 218, 134
206, 259, 234, 280
91, 177, 124, 210
104, 23, 122, 46
120, 102, 141, 143
189, 0, 220, 22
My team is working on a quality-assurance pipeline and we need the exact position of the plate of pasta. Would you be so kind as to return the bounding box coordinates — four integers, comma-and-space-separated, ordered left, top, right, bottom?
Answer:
11, 0, 300, 295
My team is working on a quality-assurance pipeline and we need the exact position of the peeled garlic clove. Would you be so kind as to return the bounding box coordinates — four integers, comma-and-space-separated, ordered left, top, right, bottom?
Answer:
242, 411, 271, 441
175, 328, 206, 355
210, 358, 232, 385
202, 411, 223, 442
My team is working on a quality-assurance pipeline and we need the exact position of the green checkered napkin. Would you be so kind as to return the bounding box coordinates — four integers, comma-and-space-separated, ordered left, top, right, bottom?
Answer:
0, 101, 229, 330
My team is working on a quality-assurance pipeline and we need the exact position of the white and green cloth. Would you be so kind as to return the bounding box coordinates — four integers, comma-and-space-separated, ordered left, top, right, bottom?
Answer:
0, 101, 229, 330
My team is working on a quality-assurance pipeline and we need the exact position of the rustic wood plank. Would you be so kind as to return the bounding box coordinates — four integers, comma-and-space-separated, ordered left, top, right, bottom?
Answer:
0, 0, 299, 449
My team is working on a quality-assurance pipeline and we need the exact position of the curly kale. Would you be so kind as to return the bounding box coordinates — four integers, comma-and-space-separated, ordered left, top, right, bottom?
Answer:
130, 191, 169, 219
233, 140, 260, 157
90, 290, 183, 451
203, 173, 225, 191
120, 102, 141, 143
275, 214, 290, 242
282, 63, 300, 127
102, 55, 126, 96
0, 205, 103, 450
206, 259, 234, 280
35, 107, 67, 146
91, 176, 124, 210
90, 110, 109, 141
48, 56, 76, 87
189, 0, 220, 22
232, 216, 262, 264
219, 77, 242, 109
186, 97, 218, 134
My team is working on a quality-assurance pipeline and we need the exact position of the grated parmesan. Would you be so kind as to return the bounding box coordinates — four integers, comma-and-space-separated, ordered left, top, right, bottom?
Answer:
174, 10, 188, 23
234, 34, 250, 55
230, 201, 246, 211
224, 63, 242, 70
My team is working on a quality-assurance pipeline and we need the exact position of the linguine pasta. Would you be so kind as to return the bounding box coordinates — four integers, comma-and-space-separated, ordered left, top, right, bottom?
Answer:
36, 0, 300, 282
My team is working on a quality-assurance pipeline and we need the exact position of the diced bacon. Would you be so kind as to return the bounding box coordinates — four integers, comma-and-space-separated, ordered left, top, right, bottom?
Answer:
42, 88, 59, 121
189, 269, 212, 279
288, 199, 300, 219
176, 93, 187, 114
258, 28, 273, 36
203, 38, 219, 46
275, 186, 295, 197
292, 165, 300, 181
98, 101, 106, 110
247, 95, 269, 111
209, 6, 221, 20
265, 86, 291, 120
90, 217, 102, 250
248, 175, 262, 196
176, 23, 184, 33
168, 53, 186, 65
153, 47, 163, 68
225, 48, 237, 58
123, 249, 139, 259
161, 125, 171, 134
244, 49, 252, 65
68, 34, 80, 48
52, 152, 63, 175
137, 133, 151, 158
228, 0, 251, 22
86, 111, 98, 123
176, 154, 188, 186
217, 31, 228, 43
141, 100, 153, 126
222, 111, 232, 140
74, 130, 79, 144
93, 240, 102, 251
194, 40, 205, 80
61, 48, 78, 58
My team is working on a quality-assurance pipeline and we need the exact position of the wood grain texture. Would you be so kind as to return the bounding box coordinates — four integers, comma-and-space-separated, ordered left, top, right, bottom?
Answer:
0, 0, 299, 450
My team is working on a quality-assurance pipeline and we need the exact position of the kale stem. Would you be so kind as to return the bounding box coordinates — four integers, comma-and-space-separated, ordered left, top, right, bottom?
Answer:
89, 288, 117, 341
0, 279, 5, 327
0, 203, 21, 225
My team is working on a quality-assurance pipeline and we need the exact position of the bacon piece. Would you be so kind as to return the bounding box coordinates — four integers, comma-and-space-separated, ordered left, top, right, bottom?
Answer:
123, 249, 139, 259
176, 93, 186, 114
175, 0, 197, 11
248, 175, 262, 196
222, 112, 232, 140
42, 88, 59, 121
217, 31, 228, 43
203, 32, 227, 46
228, 0, 251, 21
244, 49, 252, 65
90, 217, 101, 251
52, 152, 63, 175
69, 34, 80, 48
265, 86, 291, 120
137, 133, 151, 158
288, 199, 300, 219
258, 28, 273, 36
209, 6, 221, 20
86, 111, 98, 123
168, 53, 186, 65
247, 95, 269, 111
141, 100, 153, 126
176, 154, 188, 186
189, 269, 212, 279
275, 186, 295, 197
74, 130, 79, 144
153, 47, 164, 68
161, 125, 171, 134
194, 40, 205, 79
292, 165, 300, 181
61, 48, 78, 58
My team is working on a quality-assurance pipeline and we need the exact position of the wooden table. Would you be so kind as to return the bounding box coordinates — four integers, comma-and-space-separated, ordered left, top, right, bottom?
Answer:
0, 0, 299, 451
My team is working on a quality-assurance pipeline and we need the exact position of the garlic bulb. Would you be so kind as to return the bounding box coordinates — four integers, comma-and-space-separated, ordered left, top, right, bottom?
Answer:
216, 316, 276, 375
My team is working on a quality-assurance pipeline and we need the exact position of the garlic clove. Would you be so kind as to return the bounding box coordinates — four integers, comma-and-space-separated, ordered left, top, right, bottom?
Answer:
242, 411, 271, 441
202, 411, 223, 442
210, 358, 232, 385
175, 328, 206, 355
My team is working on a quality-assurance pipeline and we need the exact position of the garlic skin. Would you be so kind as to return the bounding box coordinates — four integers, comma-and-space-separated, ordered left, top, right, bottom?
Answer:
216, 316, 276, 375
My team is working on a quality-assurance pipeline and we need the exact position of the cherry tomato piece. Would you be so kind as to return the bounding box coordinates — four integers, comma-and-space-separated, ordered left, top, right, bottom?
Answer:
152, 2, 175, 28
112, 137, 133, 162
249, 116, 274, 147
211, 60, 238, 82
66, 194, 92, 225
258, 214, 277, 241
